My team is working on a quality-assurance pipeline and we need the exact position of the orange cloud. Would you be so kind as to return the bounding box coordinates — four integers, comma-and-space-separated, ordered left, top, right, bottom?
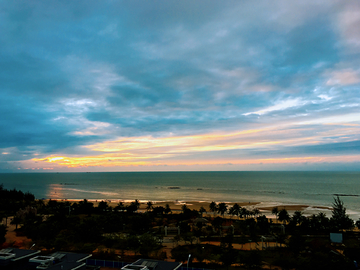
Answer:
32, 123, 360, 169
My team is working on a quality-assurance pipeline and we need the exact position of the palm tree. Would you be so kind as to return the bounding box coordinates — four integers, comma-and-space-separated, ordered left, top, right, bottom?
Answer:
240, 207, 249, 219
181, 204, 189, 213
164, 203, 172, 214
134, 199, 140, 210
218, 203, 228, 217
209, 201, 218, 216
146, 201, 153, 212
292, 210, 305, 226
272, 206, 279, 222
253, 208, 260, 218
278, 208, 290, 224
114, 202, 125, 212
228, 205, 235, 219
232, 203, 241, 219
127, 199, 140, 213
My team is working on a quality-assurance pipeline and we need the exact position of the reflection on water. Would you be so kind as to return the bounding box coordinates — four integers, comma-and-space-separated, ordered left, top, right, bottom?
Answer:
46, 184, 120, 200
46, 184, 66, 200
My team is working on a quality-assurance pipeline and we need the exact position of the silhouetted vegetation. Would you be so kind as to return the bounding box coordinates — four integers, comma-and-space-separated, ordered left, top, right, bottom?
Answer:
1, 184, 360, 269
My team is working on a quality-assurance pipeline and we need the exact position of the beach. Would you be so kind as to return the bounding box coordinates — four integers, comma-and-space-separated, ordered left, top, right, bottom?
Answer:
2, 171, 358, 219
55, 199, 334, 219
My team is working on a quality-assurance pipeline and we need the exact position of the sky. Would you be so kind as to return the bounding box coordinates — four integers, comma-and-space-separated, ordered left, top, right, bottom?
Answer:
1, 0, 360, 172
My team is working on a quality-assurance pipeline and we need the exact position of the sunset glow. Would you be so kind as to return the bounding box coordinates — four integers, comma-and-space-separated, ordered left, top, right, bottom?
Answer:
1, 1, 360, 172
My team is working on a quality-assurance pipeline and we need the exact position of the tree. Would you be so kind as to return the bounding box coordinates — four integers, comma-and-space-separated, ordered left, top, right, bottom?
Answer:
164, 204, 172, 214
272, 206, 279, 222
209, 201, 218, 215
330, 196, 353, 231
153, 206, 165, 215
97, 201, 109, 212
252, 208, 260, 218
114, 202, 125, 212
218, 203, 228, 217
278, 208, 290, 224
309, 212, 329, 232
356, 219, 360, 230
256, 215, 270, 234
240, 207, 250, 219
127, 199, 140, 213
127, 235, 140, 255
78, 199, 94, 215
181, 204, 189, 213
11, 215, 22, 230
291, 210, 305, 226
138, 233, 161, 257
212, 217, 223, 236
146, 201, 153, 212
229, 203, 240, 219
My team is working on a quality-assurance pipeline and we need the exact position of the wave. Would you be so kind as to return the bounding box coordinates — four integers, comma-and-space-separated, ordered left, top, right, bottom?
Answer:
61, 187, 119, 197
333, 194, 359, 197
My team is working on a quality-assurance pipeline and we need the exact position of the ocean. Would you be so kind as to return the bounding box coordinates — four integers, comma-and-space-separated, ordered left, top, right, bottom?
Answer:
1, 171, 360, 219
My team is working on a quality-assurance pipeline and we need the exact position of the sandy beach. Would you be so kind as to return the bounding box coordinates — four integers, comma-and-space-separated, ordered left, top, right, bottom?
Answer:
53, 199, 334, 219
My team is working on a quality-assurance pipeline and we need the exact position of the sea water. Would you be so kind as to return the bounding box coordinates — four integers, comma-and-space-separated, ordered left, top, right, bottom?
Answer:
1, 171, 360, 218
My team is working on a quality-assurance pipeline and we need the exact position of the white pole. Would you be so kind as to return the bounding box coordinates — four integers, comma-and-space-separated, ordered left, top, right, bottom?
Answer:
187, 254, 191, 268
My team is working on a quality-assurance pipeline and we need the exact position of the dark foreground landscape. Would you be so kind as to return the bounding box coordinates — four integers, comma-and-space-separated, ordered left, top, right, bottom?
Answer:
1, 184, 360, 270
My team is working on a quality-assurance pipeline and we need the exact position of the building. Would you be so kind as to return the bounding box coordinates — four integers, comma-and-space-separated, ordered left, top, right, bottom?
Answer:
122, 259, 182, 270
0, 248, 92, 270
0, 247, 41, 269
29, 251, 92, 270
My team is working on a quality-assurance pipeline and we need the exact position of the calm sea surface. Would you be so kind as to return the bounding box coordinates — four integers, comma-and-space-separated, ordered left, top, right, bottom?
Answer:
1, 171, 360, 217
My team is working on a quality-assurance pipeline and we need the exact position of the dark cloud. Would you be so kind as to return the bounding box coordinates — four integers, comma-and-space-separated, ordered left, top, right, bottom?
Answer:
1, 0, 359, 171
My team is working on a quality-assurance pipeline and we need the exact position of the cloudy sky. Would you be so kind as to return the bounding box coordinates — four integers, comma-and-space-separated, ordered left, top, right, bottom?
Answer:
1, 0, 360, 172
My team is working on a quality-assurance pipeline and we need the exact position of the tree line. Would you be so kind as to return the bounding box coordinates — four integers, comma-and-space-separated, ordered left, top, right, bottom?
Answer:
1, 183, 360, 269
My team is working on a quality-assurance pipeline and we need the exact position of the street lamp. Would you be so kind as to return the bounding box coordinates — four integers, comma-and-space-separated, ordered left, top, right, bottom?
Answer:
187, 254, 191, 269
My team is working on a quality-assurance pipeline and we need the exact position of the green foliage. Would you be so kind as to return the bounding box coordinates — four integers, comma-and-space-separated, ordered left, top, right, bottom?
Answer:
330, 196, 354, 231
138, 233, 161, 257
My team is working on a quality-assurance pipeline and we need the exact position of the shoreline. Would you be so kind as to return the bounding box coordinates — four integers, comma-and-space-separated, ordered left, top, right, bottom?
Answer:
46, 199, 335, 219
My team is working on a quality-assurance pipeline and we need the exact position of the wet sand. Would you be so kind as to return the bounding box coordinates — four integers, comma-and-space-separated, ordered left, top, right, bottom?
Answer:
52, 199, 333, 218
